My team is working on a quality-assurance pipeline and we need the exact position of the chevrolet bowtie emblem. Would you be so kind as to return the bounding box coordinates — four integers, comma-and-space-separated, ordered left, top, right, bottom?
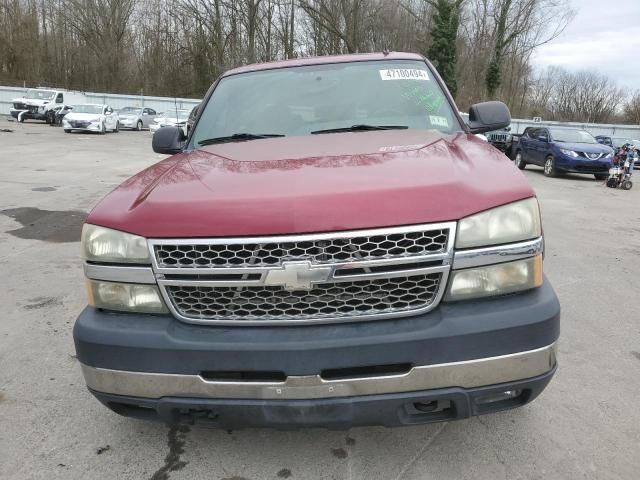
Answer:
263, 261, 333, 291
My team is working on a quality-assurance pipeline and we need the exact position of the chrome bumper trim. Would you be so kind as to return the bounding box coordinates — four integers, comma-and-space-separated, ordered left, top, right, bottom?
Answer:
81, 342, 557, 400
453, 237, 544, 270
83, 263, 155, 284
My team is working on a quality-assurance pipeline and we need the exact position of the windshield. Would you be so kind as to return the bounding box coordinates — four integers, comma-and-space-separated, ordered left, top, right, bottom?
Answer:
191, 60, 460, 148
25, 89, 55, 100
71, 105, 104, 114
550, 129, 597, 144
119, 107, 140, 114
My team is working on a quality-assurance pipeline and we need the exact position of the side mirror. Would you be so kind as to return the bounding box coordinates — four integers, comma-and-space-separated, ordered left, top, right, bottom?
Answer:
152, 126, 186, 154
467, 101, 511, 134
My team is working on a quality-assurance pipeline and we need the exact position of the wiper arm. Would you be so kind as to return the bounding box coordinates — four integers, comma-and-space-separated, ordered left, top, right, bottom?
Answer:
311, 124, 408, 134
198, 133, 285, 146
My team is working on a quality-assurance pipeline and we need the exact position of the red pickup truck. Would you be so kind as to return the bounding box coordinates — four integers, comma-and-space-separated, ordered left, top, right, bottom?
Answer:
74, 52, 559, 428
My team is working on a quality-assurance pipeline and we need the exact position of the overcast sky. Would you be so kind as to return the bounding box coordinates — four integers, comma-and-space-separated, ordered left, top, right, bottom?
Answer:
531, 0, 640, 91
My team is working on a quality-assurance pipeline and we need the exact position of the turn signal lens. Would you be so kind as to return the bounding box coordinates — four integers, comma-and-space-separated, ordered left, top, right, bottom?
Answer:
446, 256, 542, 301
86, 280, 167, 314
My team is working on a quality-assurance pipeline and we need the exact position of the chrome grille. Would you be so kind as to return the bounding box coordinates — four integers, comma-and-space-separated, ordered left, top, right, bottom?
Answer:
167, 274, 442, 322
487, 133, 509, 143
150, 223, 455, 325
154, 229, 449, 268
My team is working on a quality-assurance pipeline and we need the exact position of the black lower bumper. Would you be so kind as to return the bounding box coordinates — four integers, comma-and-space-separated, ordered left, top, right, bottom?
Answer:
92, 368, 555, 429
74, 278, 560, 428
74, 279, 560, 376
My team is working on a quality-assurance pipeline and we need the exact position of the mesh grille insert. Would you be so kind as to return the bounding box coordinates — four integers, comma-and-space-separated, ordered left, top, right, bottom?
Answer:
154, 229, 449, 269
166, 274, 442, 322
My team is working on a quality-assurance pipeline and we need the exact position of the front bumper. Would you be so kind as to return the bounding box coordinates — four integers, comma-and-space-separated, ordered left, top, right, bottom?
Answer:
91, 368, 556, 429
63, 120, 102, 132
557, 157, 612, 174
10, 109, 46, 121
119, 118, 139, 129
74, 278, 560, 427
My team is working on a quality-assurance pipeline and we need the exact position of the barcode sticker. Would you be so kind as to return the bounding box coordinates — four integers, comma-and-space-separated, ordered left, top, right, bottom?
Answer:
379, 69, 429, 81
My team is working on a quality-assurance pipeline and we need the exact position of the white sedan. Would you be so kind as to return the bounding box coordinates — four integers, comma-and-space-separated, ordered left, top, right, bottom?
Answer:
149, 109, 190, 136
63, 104, 119, 134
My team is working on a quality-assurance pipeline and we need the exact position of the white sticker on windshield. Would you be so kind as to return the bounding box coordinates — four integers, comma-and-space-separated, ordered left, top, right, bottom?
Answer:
379, 69, 429, 81
429, 115, 449, 128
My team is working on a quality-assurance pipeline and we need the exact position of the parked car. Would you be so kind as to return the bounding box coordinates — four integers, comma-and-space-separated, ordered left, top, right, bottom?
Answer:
486, 127, 521, 159
595, 135, 613, 147
514, 126, 614, 179
117, 106, 158, 130
62, 104, 119, 134
10, 88, 85, 123
486, 127, 512, 151
149, 109, 190, 135
594, 135, 640, 150
186, 103, 201, 135
74, 52, 559, 429
48, 104, 73, 126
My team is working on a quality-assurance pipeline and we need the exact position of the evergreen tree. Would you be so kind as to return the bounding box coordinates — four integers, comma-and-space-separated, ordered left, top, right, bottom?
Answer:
427, 0, 464, 98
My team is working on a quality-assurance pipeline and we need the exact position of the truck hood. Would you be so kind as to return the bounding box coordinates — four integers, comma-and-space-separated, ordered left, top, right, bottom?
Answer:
12, 97, 49, 107
88, 129, 535, 238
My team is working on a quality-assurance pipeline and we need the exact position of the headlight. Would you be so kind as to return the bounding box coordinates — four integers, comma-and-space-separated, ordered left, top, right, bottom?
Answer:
81, 224, 150, 263
446, 256, 543, 301
559, 148, 578, 158
86, 280, 168, 313
456, 198, 541, 249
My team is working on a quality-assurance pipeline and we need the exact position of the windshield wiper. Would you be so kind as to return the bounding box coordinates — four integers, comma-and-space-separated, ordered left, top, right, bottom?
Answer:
311, 124, 408, 134
198, 133, 285, 146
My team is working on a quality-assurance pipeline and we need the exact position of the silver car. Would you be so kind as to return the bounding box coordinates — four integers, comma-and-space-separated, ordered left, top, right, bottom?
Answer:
117, 106, 158, 131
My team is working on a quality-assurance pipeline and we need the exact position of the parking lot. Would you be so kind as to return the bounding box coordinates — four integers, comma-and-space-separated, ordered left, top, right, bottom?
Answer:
0, 118, 639, 480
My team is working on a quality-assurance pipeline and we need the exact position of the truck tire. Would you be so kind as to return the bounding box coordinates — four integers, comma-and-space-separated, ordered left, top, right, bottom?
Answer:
514, 151, 526, 170
543, 155, 558, 177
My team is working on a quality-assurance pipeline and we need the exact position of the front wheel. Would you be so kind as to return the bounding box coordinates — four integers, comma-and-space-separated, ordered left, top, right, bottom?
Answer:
594, 173, 608, 181
114, 121, 120, 133
100, 122, 106, 134
514, 151, 526, 170
64, 129, 71, 133
136, 120, 142, 131
543, 156, 558, 177
621, 179, 633, 190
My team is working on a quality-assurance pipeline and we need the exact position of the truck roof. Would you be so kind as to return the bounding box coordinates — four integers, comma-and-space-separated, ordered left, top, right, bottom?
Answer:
223, 52, 426, 77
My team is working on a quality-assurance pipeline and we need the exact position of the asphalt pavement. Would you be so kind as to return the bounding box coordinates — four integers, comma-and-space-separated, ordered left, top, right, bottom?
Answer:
0, 119, 638, 480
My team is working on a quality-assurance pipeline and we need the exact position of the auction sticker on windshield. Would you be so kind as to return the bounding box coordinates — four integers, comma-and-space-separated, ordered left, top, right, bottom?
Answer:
379, 69, 429, 81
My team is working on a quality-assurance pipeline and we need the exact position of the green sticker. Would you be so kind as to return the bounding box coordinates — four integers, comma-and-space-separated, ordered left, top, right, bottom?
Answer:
401, 87, 445, 112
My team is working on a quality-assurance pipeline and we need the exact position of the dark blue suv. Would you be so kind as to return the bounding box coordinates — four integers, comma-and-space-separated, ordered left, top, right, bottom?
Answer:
514, 127, 614, 180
